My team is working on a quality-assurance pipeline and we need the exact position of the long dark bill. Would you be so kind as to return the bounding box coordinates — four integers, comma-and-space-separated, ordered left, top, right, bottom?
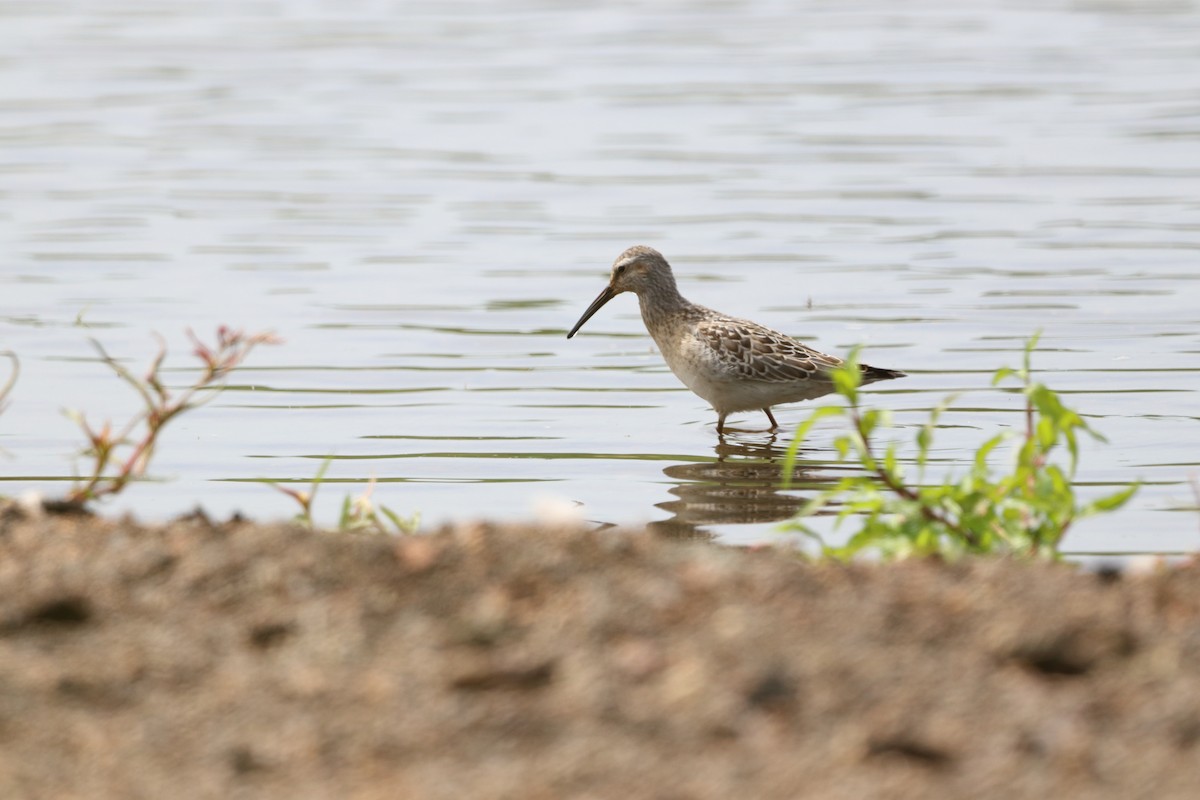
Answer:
566, 285, 617, 339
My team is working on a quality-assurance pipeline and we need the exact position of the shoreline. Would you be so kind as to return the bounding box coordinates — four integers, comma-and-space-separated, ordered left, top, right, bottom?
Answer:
2, 503, 1198, 798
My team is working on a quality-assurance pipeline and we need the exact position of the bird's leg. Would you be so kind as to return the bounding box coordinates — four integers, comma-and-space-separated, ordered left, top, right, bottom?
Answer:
717, 413, 727, 434
763, 408, 779, 431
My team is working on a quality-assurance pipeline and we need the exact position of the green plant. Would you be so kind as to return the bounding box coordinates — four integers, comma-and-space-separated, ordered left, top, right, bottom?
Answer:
781, 335, 1138, 559
268, 459, 419, 535
65, 327, 279, 505
337, 476, 420, 535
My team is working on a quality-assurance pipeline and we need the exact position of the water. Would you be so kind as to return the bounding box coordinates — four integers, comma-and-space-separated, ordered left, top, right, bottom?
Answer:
2, 0, 1198, 555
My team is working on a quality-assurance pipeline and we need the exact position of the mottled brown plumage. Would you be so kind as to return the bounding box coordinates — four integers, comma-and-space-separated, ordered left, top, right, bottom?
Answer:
567, 246, 905, 433
693, 315, 842, 384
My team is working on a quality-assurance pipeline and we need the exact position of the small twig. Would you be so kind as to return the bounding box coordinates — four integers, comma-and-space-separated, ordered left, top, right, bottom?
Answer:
91, 338, 158, 415
0, 351, 18, 414
65, 327, 279, 505
269, 456, 332, 526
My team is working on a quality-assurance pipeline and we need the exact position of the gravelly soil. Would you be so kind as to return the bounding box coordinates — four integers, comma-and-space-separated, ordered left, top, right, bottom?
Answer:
1, 502, 1199, 799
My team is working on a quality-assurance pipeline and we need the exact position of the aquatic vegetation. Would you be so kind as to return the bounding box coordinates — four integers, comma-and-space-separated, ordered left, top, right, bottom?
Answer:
267, 458, 419, 535
335, 476, 420, 535
19, 326, 417, 530
781, 335, 1138, 559
65, 327, 280, 506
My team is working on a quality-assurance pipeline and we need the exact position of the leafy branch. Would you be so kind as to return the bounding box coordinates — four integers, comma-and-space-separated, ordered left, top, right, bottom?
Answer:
782, 334, 1138, 559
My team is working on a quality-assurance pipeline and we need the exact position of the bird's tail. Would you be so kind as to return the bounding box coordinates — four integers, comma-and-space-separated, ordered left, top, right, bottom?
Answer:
860, 363, 907, 382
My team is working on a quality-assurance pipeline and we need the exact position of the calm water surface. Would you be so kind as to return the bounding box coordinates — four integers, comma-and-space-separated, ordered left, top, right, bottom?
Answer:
3, 1, 1199, 554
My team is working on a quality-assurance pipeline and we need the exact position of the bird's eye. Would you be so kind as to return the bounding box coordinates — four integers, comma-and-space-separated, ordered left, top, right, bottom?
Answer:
615, 264, 626, 275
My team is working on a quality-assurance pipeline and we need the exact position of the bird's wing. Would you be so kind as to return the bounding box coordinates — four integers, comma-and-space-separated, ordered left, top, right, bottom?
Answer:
692, 313, 843, 383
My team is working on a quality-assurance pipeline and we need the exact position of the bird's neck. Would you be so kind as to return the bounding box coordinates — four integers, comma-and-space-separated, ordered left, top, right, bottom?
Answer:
637, 277, 692, 333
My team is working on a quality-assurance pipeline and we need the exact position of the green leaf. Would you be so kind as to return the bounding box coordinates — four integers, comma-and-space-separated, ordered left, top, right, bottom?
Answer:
381, 505, 420, 534
830, 347, 864, 403
780, 405, 845, 488
1023, 330, 1041, 374
831, 370, 859, 403
1036, 416, 1056, 451
1081, 483, 1140, 516
308, 456, 333, 507
992, 366, 1017, 386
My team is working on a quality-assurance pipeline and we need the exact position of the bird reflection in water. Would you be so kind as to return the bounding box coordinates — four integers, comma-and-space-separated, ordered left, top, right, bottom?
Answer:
648, 432, 835, 540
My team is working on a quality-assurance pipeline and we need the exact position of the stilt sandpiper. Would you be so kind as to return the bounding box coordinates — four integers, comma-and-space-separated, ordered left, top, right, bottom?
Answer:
566, 246, 905, 434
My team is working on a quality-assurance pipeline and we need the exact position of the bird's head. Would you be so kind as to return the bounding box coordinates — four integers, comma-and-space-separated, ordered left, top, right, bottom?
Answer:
566, 246, 673, 338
